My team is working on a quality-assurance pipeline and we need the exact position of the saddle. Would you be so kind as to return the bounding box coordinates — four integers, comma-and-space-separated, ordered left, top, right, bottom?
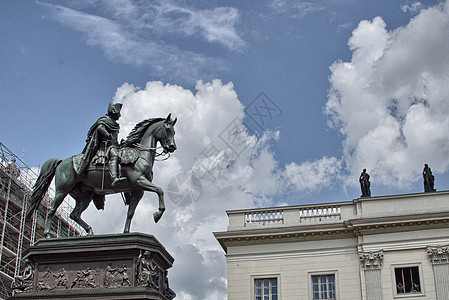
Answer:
72, 147, 140, 173
71, 148, 139, 210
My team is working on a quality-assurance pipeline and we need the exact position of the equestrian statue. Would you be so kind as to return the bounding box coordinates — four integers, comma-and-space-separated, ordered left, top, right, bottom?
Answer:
26, 103, 177, 237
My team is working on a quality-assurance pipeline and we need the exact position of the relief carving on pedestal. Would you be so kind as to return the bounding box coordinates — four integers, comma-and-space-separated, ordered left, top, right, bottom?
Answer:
12, 259, 34, 293
12, 251, 174, 298
103, 262, 131, 288
162, 270, 176, 299
135, 251, 175, 299
70, 267, 97, 289
136, 251, 162, 289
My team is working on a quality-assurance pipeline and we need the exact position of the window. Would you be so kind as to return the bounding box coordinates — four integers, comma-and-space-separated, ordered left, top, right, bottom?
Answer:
311, 274, 336, 300
254, 278, 278, 300
394, 266, 421, 295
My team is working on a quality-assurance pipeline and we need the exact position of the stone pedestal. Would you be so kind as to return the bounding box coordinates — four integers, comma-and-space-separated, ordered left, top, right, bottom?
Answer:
9, 233, 175, 300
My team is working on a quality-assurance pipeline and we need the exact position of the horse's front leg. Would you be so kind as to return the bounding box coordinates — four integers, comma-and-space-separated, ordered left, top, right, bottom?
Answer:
124, 191, 144, 233
136, 177, 165, 223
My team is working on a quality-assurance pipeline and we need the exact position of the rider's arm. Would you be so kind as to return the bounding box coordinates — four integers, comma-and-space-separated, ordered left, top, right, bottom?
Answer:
97, 124, 110, 138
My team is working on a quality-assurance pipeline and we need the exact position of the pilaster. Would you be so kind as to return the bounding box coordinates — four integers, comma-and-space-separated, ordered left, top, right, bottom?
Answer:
359, 251, 383, 300
427, 246, 449, 300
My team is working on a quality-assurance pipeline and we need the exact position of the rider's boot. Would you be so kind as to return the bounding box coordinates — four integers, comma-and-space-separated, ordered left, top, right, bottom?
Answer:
109, 156, 126, 187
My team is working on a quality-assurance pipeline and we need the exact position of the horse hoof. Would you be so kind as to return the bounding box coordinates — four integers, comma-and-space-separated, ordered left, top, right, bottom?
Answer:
87, 227, 94, 236
153, 211, 163, 223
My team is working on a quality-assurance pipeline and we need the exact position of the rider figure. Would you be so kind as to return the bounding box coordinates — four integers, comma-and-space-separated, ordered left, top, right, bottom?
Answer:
78, 103, 127, 187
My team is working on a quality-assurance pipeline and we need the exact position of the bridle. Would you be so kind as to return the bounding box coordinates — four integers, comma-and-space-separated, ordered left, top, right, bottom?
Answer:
134, 123, 173, 161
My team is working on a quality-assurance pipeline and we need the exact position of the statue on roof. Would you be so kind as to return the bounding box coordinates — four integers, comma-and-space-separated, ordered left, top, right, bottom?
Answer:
359, 169, 371, 198
423, 164, 436, 193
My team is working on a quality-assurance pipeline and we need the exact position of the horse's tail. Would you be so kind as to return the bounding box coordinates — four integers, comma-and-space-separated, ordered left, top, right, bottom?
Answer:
26, 158, 63, 219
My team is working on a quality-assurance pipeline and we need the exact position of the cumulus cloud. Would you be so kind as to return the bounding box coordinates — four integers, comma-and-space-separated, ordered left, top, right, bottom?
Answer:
325, 1, 449, 188
284, 157, 342, 193
75, 79, 342, 299
40, 0, 245, 82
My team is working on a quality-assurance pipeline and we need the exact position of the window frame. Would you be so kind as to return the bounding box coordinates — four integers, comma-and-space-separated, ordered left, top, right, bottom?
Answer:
391, 263, 425, 298
308, 270, 339, 300
251, 274, 281, 300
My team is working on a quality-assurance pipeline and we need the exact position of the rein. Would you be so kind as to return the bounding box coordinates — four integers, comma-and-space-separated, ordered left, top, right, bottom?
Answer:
135, 143, 171, 161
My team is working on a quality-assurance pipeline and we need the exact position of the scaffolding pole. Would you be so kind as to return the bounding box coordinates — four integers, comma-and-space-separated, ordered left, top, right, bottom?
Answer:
57, 217, 61, 238
0, 178, 11, 267
14, 194, 27, 278
30, 210, 37, 246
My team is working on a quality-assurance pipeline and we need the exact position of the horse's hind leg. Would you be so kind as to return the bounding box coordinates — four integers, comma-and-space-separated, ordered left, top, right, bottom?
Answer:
45, 158, 77, 237
70, 193, 94, 235
44, 190, 69, 238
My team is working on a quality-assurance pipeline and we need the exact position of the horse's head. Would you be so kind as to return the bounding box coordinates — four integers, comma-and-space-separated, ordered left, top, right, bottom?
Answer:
155, 114, 177, 153
123, 114, 177, 154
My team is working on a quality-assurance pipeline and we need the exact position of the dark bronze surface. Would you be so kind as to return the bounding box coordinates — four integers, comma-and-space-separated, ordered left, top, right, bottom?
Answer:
10, 233, 175, 300
26, 105, 177, 237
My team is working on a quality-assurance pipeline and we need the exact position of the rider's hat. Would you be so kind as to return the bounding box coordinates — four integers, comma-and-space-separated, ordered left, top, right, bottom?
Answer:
108, 103, 123, 115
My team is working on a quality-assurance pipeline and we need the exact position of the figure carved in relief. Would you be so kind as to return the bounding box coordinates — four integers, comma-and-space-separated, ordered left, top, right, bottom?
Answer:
137, 251, 160, 288
12, 259, 34, 293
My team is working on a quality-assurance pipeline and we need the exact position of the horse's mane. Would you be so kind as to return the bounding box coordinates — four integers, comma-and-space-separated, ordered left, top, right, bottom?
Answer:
122, 118, 165, 147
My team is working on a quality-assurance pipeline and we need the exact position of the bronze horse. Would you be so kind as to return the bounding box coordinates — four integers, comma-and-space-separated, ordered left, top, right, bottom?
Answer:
27, 114, 177, 237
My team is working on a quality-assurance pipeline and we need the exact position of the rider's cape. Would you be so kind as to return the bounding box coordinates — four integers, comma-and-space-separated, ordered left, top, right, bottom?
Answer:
76, 115, 120, 175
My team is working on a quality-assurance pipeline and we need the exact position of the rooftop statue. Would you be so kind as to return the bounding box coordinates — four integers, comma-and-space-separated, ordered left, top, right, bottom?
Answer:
359, 169, 371, 198
423, 163, 436, 193
26, 103, 177, 237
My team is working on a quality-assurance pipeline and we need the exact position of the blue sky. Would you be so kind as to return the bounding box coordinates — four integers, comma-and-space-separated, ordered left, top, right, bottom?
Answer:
2, 0, 449, 299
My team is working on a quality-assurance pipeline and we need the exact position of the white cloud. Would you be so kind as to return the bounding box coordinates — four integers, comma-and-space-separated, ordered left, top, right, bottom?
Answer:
337, 22, 353, 32
151, 3, 246, 52
269, 0, 325, 19
401, 1, 423, 13
325, 0, 449, 188
98, 0, 245, 52
284, 157, 343, 193
40, 1, 246, 82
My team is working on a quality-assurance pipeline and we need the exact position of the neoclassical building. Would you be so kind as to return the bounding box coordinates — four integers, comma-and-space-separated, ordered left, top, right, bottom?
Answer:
214, 191, 449, 300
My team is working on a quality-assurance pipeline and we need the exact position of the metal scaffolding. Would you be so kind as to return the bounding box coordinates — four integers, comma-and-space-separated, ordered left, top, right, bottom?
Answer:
0, 142, 82, 299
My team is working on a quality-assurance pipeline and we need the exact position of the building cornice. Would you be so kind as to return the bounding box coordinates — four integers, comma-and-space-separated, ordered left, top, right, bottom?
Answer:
215, 211, 449, 253
347, 211, 449, 235
214, 223, 354, 252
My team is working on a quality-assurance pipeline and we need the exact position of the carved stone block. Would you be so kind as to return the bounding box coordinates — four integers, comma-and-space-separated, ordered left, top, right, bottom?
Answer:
9, 233, 175, 300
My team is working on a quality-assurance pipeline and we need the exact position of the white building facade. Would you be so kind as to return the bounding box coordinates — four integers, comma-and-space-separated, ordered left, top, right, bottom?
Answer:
214, 191, 449, 300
